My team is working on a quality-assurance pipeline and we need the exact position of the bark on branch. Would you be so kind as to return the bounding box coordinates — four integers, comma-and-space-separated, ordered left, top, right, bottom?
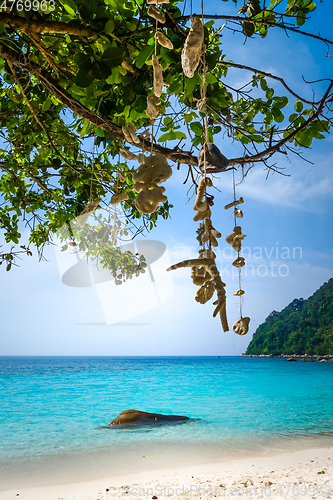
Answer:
0, 13, 94, 36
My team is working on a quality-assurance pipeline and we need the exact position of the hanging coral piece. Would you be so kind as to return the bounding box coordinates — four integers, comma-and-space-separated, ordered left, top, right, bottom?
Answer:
148, 5, 166, 23
155, 31, 173, 50
181, 16, 204, 78
110, 192, 129, 205
224, 197, 244, 210
193, 177, 212, 221
226, 226, 246, 252
233, 317, 250, 336
122, 123, 140, 144
132, 153, 172, 214
152, 55, 164, 97
167, 172, 229, 332
202, 219, 221, 247
234, 208, 243, 218
198, 143, 229, 174
234, 289, 245, 296
146, 95, 161, 120
232, 256, 245, 268
167, 256, 229, 332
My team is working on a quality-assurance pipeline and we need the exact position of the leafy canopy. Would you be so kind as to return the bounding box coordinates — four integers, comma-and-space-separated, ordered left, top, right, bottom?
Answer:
0, 0, 332, 269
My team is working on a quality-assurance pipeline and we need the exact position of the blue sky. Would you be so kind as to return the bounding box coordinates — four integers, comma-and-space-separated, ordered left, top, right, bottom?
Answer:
0, 1, 332, 356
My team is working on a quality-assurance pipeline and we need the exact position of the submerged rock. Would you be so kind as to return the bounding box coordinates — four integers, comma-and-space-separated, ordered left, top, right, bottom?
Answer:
108, 409, 190, 427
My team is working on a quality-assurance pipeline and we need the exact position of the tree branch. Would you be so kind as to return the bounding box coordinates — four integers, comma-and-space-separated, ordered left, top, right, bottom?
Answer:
0, 42, 198, 166
218, 60, 320, 106
0, 13, 94, 36
228, 80, 333, 166
180, 14, 333, 46
0, 41, 331, 171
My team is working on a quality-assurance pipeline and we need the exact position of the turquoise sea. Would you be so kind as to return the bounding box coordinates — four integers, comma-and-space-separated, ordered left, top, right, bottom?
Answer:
1, 356, 333, 489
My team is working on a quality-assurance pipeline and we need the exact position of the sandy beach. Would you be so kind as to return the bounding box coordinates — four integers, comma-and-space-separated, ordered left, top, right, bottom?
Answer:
1, 446, 332, 500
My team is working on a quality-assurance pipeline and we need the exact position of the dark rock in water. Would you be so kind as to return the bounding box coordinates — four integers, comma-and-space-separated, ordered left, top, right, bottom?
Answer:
108, 409, 190, 427
287, 357, 297, 361
198, 143, 229, 174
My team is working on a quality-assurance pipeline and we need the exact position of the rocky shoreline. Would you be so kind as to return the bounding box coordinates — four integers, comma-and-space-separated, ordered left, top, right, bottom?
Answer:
241, 353, 333, 361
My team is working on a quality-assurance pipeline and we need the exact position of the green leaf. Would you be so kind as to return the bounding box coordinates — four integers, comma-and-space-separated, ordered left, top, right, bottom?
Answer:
260, 78, 268, 91
243, 22, 255, 37
295, 100, 303, 112
174, 131, 186, 140
205, 72, 217, 84
104, 19, 115, 34
190, 122, 203, 136
273, 96, 289, 109
100, 47, 124, 69
42, 97, 53, 112
266, 89, 274, 99
92, 62, 111, 80
75, 69, 94, 88
136, 45, 154, 69
168, 77, 183, 94
272, 108, 284, 123
52, 158, 62, 169
74, 52, 92, 71
296, 12, 306, 26
296, 129, 313, 147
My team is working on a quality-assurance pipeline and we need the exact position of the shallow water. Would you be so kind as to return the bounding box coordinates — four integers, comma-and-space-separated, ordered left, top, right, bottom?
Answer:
1, 356, 333, 488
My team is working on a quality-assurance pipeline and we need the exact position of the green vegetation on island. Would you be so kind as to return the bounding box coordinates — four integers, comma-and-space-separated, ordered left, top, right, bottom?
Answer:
246, 278, 333, 356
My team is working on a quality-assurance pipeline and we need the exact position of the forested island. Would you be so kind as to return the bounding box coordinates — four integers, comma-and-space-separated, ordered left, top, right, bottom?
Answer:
246, 278, 333, 356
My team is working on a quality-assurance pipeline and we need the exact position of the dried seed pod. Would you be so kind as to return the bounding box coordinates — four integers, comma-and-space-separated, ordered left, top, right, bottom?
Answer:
117, 171, 127, 182
234, 289, 245, 296
155, 31, 173, 50
127, 123, 140, 144
181, 16, 204, 78
234, 208, 243, 218
146, 95, 161, 120
110, 226, 118, 246
122, 126, 132, 143
122, 123, 140, 144
119, 148, 138, 161
110, 192, 129, 205
232, 256, 245, 268
152, 54, 163, 97
148, 5, 166, 23
233, 317, 250, 336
